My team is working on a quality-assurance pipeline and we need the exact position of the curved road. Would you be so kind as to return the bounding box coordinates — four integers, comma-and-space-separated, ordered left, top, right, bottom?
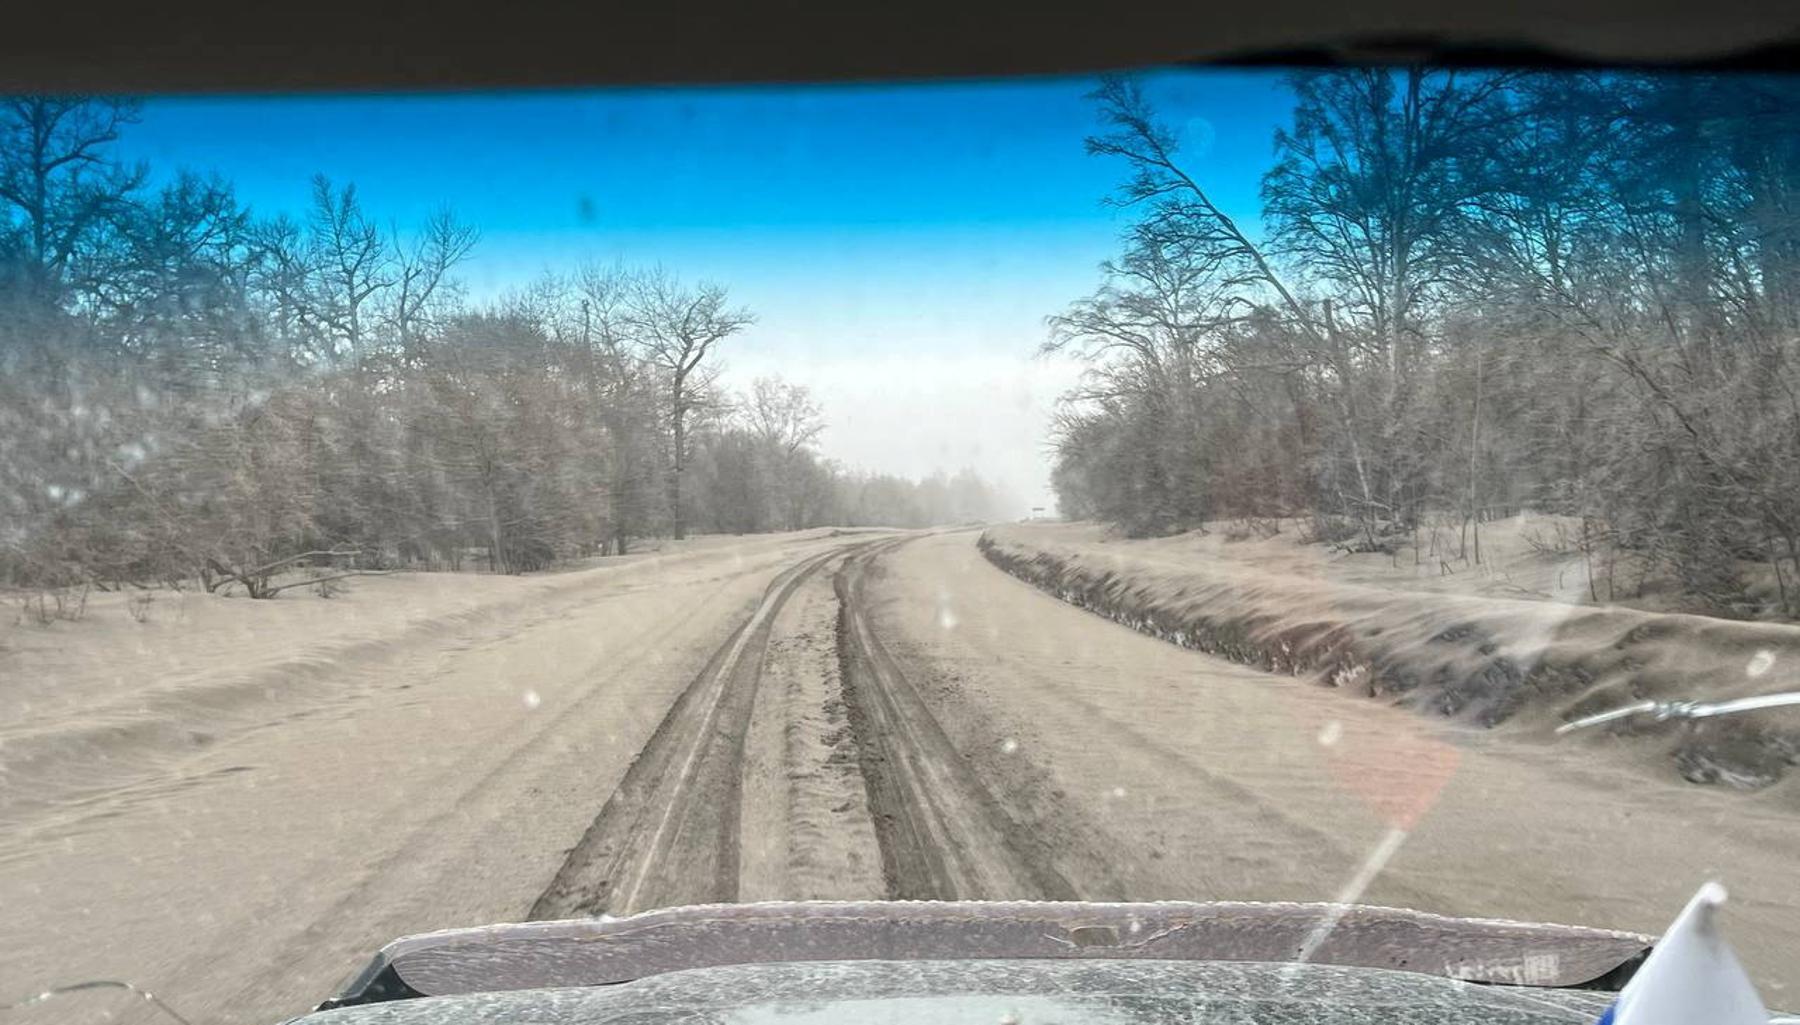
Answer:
4, 528, 1799, 1024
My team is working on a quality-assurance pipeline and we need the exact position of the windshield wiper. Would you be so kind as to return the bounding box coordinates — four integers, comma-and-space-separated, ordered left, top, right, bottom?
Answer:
1557, 691, 1800, 735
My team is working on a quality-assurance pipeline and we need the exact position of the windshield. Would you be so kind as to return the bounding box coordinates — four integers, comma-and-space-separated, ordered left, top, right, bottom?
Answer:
1, 70, 1797, 1023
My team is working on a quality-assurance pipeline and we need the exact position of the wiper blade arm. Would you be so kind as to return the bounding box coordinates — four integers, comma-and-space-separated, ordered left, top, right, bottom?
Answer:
1557, 691, 1800, 734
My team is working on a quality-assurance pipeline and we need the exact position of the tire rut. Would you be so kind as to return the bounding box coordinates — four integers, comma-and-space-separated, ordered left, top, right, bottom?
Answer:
833, 537, 1081, 901
529, 543, 866, 919
533, 532, 1086, 919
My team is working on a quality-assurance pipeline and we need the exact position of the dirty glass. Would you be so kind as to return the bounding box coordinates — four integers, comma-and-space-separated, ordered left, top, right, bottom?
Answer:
2, 70, 1797, 1023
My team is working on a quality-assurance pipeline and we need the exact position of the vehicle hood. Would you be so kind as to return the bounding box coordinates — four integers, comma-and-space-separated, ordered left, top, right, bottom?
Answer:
304, 900, 1649, 1020
300, 957, 1618, 1024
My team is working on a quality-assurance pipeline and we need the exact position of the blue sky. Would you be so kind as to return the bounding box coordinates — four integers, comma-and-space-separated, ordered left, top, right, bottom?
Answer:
119, 70, 1295, 511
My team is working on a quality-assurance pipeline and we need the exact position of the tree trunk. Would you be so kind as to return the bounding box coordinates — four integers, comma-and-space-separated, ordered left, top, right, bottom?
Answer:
487, 486, 506, 574
1468, 350, 1483, 565
1323, 300, 1379, 549
670, 407, 687, 541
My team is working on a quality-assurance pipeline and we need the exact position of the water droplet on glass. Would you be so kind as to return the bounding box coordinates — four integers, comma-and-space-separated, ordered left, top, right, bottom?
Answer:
1317, 720, 1342, 747
522, 690, 542, 709
1001, 738, 1019, 754
1747, 650, 1775, 677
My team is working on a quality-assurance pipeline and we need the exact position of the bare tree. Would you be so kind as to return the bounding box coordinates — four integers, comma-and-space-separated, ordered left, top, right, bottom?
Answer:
390, 208, 477, 355
746, 376, 825, 529
1052, 69, 1800, 617
0, 97, 145, 301
0, 105, 1014, 594
565, 264, 662, 553
306, 175, 391, 360
1262, 70, 1514, 385
1083, 76, 1382, 533
626, 270, 753, 540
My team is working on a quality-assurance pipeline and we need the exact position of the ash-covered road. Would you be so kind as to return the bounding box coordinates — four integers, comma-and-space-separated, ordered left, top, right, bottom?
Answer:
5, 529, 1798, 1024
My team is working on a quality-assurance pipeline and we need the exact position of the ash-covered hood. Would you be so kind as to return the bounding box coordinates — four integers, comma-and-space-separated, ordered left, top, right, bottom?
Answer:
313, 900, 1651, 1013
300, 958, 1626, 1025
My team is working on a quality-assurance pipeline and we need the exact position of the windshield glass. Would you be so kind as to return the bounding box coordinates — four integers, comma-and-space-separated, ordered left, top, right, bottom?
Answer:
1, 69, 1797, 1023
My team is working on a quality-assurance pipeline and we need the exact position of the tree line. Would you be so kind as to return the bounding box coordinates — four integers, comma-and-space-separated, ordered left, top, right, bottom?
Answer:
1047, 71, 1800, 617
0, 97, 1005, 594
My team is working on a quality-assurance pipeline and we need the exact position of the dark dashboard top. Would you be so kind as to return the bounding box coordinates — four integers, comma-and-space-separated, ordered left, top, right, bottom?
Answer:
6, 0, 1800, 94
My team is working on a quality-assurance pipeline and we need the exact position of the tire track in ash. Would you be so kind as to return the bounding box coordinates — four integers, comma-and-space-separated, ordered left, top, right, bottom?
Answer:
530, 541, 873, 919
834, 537, 1081, 901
